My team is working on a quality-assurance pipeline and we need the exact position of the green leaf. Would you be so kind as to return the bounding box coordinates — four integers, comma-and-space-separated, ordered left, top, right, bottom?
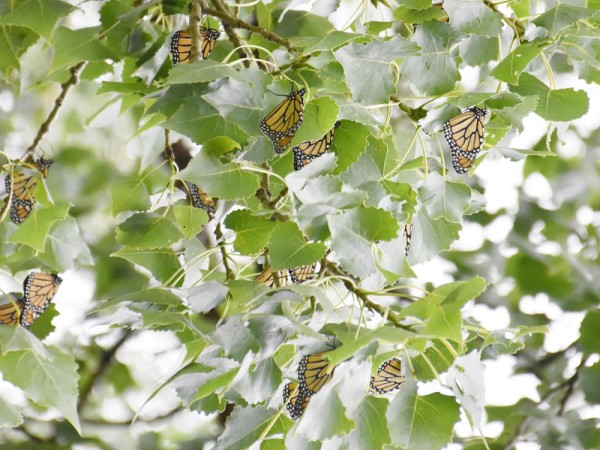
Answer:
446, 350, 485, 427
394, 5, 446, 23
580, 310, 600, 356
215, 406, 286, 449
345, 396, 390, 449
178, 153, 261, 200
510, 73, 589, 121
401, 21, 460, 95
460, 35, 499, 66
172, 205, 208, 239
10, 204, 70, 251
233, 357, 282, 404
421, 173, 471, 223
399, 0, 432, 8
292, 97, 340, 144
0, 395, 23, 428
444, 0, 503, 37
505, 253, 573, 298
167, 60, 244, 84
112, 247, 182, 285
334, 36, 419, 105
0, 0, 72, 41
292, 31, 357, 53
115, 213, 182, 250
188, 282, 229, 313
0, 335, 81, 433
43, 217, 94, 270
296, 386, 355, 440
387, 381, 459, 450
532, 4, 593, 35
408, 207, 460, 265
224, 210, 277, 255
51, 27, 116, 72
267, 222, 326, 271
111, 178, 151, 215
328, 207, 399, 278
490, 40, 548, 85
581, 362, 600, 404
162, 97, 249, 146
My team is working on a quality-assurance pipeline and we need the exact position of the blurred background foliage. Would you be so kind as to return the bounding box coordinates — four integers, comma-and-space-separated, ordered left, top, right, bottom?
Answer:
1, 0, 600, 449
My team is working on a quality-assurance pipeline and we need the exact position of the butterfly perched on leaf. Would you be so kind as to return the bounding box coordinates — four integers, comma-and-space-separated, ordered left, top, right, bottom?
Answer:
257, 264, 316, 288
298, 352, 335, 396
4, 158, 53, 224
260, 87, 306, 154
189, 183, 216, 215
0, 272, 62, 328
293, 121, 340, 170
370, 358, 406, 394
170, 27, 221, 64
283, 382, 310, 420
443, 107, 487, 174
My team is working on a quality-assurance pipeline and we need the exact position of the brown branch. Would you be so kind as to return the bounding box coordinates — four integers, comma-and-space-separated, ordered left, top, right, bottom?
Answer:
326, 262, 415, 332
24, 62, 86, 160
483, 0, 526, 40
204, 0, 252, 67
189, 1, 204, 63
200, 1, 295, 52
78, 331, 133, 413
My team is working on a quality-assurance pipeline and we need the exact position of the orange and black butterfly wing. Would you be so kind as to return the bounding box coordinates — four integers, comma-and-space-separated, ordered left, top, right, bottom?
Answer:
170, 30, 192, 65
20, 273, 63, 328
370, 358, 405, 394
293, 121, 340, 170
288, 265, 316, 284
451, 148, 479, 174
298, 352, 334, 395
443, 107, 486, 156
283, 382, 309, 420
257, 265, 288, 288
200, 27, 221, 59
10, 198, 34, 224
0, 297, 23, 325
260, 88, 306, 154
189, 183, 217, 214
6, 171, 37, 202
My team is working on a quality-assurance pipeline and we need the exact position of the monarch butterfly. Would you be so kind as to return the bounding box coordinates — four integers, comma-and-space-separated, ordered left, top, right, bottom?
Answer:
5, 170, 38, 224
403, 224, 413, 256
20, 272, 62, 328
293, 121, 340, 170
443, 107, 486, 173
369, 358, 405, 394
189, 183, 216, 214
260, 88, 306, 154
36, 157, 54, 178
283, 382, 309, 420
0, 296, 23, 325
9, 199, 34, 224
170, 27, 221, 64
257, 264, 316, 288
298, 352, 335, 396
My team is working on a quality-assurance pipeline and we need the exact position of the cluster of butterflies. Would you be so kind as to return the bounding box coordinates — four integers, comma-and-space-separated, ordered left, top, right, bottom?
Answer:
4, 158, 53, 224
443, 106, 487, 174
0, 272, 63, 328
283, 352, 406, 420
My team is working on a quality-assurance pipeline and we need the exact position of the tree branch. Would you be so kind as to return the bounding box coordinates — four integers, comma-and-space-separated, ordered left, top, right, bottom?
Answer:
255, 167, 289, 222
483, 0, 526, 40
189, 1, 204, 63
326, 262, 415, 332
215, 222, 234, 280
200, 1, 295, 52
77, 331, 133, 413
204, 0, 252, 67
25, 62, 86, 160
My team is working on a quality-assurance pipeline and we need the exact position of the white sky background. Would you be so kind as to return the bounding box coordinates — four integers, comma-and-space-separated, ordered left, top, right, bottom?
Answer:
0, 1, 599, 448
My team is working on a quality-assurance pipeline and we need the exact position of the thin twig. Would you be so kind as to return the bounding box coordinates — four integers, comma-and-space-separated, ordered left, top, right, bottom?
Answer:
200, 1, 295, 52
206, 0, 252, 67
390, 95, 427, 123
326, 262, 415, 332
215, 222, 234, 280
255, 168, 289, 222
77, 331, 133, 413
24, 61, 86, 160
483, 0, 526, 40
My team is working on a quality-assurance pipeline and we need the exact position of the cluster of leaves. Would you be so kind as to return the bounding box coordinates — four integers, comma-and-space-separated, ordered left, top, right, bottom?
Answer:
1, 0, 600, 448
